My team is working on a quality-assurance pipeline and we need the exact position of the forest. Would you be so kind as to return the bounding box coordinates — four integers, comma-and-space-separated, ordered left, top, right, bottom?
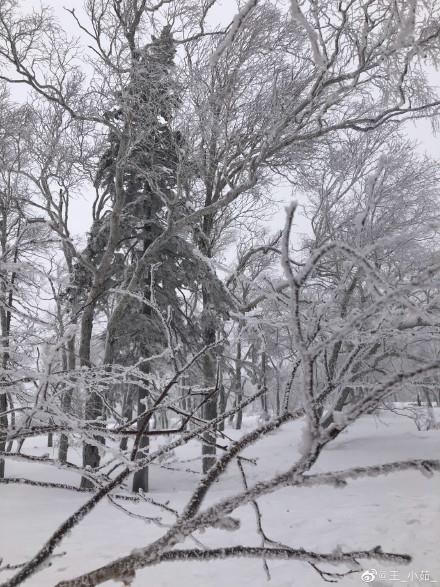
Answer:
0, 0, 440, 585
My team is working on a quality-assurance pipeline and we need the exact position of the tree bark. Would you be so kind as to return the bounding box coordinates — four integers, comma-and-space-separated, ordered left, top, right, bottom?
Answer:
119, 386, 133, 452
201, 292, 217, 473
80, 303, 104, 490
132, 365, 150, 493
58, 334, 76, 464
260, 350, 269, 420
0, 259, 13, 478
0, 389, 6, 478
235, 339, 243, 430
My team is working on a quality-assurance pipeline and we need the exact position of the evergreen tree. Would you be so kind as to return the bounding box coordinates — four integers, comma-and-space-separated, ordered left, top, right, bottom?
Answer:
71, 26, 231, 489
100, 26, 180, 492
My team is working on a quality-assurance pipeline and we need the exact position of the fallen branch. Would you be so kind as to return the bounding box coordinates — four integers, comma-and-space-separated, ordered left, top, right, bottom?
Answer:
54, 545, 411, 587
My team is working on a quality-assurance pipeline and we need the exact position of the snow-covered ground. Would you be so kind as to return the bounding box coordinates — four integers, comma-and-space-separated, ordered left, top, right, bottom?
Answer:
1, 412, 439, 586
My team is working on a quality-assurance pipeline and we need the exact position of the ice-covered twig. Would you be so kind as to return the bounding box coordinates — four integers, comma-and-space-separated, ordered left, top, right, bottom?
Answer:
0, 551, 66, 575
54, 545, 411, 587
209, 0, 259, 67
237, 458, 271, 579
297, 459, 440, 489
290, 0, 327, 71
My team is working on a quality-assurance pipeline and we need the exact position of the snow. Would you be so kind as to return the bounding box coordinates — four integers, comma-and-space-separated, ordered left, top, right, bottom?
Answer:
290, 0, 327, 71
209, 0, 259, 67
0, 412, 439, 586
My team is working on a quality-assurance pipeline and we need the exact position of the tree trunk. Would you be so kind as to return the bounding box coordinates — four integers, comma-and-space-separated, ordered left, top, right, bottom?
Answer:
79, 132, 129, 487
260, 350, 269, 420
120, 386, 133, 452
423, 387, 436, 430
275, 369, 281, 416
201, 294, 217, 473
5, 393, 14, 453
80, 304, 104, 490
132, 367, 149, 493
0, 220, 16, 479
0, 277, 12, 478
0, 389, 6, 478
423, 387, 433, 408
218, 382, 226, 432
235, 339, 243, 430
322, 386, 352, 429
58, 334, 76, 464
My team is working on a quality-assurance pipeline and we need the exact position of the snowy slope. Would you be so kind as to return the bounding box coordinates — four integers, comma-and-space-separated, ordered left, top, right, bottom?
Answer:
0, 412, 439, 587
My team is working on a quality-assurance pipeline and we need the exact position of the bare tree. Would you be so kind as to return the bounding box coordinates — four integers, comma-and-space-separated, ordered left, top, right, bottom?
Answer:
0, 95, 53, 478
